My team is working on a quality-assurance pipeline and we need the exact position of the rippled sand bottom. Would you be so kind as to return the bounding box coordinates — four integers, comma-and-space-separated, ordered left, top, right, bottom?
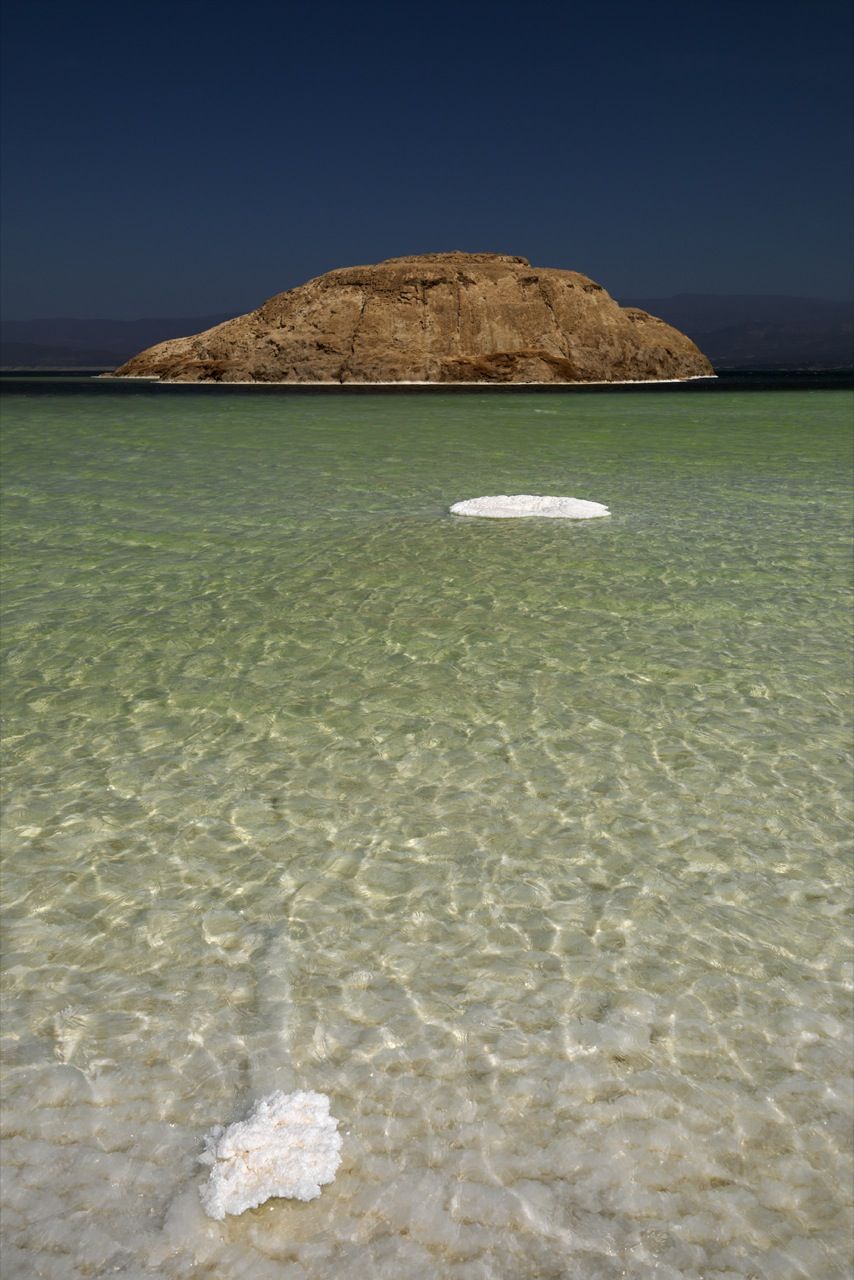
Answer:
1, 387, 852, 1278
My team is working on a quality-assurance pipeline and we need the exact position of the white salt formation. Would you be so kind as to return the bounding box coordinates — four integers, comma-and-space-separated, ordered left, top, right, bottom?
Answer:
450, 494, 610, 518
199, 1090, 342, 1220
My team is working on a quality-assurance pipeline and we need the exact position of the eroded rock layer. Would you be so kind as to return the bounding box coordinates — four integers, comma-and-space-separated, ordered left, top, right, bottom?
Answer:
112, 253, 714, 384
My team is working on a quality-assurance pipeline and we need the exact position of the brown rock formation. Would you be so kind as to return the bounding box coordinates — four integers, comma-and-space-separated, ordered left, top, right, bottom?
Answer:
111, 253, 714, 384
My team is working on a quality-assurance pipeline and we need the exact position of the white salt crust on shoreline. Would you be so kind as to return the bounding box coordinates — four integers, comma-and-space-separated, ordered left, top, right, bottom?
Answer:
99, 374, 717, 386
199, 1090, 342, 1220
450, 495, 610, 519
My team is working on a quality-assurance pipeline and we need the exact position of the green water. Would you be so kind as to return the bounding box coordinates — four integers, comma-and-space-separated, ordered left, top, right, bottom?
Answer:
1, 386, 852, 1279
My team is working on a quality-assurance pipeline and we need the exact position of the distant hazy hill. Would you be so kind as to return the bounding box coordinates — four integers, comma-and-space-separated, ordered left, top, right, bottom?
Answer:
620, 294, 853, 369
0, 315, 230, 369
2, 295, 852, 370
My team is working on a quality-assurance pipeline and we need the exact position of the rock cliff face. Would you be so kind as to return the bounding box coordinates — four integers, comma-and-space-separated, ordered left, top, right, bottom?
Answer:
111, 253, 714, 384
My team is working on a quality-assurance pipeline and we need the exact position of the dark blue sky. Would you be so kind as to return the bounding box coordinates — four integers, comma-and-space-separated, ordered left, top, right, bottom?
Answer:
2, 0, 852, 318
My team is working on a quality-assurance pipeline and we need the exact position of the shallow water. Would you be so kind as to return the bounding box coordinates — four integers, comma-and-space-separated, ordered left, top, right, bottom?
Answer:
1, 385, 852, 1279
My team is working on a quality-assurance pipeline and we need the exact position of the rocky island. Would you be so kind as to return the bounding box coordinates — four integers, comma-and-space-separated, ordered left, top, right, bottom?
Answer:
110, 253, 714, 385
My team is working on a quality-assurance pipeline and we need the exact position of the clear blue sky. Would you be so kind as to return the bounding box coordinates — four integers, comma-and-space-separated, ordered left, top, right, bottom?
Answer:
1, 0, 852, 318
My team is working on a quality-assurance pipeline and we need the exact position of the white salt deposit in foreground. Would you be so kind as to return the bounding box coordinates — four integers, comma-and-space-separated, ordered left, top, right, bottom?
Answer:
450, 494, 610, 518
199, 1090, 342, 1220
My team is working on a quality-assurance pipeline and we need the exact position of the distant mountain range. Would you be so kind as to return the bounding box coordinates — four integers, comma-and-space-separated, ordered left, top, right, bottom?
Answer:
0, 315, 231, 369
621, 294, 853, 370
1, 294, 852, 370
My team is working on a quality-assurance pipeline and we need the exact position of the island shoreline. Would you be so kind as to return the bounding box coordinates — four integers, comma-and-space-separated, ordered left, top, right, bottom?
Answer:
98, 373, 719, 390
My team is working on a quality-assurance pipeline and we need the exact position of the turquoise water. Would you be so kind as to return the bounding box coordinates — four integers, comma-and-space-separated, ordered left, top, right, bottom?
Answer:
1, 385, 852, 1279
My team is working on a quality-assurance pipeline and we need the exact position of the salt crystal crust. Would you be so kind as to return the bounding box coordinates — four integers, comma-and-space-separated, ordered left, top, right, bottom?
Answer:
199, 1090, 342, 1220
450, 494, 610, 519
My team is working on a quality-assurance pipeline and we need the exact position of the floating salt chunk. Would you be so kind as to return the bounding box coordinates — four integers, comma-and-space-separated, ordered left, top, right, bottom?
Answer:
199, 1089, 342, 1220
450, 494, 610, 519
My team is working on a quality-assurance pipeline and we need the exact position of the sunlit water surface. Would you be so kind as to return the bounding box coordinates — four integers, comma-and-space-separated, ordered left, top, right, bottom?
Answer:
1, 385, 852, 1279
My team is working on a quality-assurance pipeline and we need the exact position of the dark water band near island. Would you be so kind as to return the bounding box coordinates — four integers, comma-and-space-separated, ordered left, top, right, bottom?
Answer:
2, 369, 853, 393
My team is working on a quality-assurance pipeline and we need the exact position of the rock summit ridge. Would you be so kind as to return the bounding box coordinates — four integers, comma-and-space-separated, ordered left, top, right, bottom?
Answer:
112, 252, 714, 384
